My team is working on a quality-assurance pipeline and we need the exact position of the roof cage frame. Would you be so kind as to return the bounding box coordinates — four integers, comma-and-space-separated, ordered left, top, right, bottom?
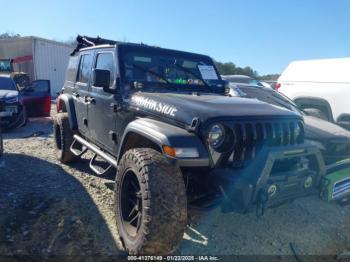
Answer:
70, 35, 119, 56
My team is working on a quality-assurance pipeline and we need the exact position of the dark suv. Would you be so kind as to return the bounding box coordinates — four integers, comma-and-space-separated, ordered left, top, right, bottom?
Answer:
54, 36, 325, 255
222, 79, 350, 165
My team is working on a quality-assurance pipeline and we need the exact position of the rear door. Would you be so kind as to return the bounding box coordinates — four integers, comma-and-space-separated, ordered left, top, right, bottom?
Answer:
22, 80, 51, 117
87, 49, 119, 153
73, 51, 94, 136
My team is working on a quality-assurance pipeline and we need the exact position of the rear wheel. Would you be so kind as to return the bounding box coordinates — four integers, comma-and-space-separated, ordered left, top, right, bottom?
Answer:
53, 113, 78, 164
115, 148, 187, 255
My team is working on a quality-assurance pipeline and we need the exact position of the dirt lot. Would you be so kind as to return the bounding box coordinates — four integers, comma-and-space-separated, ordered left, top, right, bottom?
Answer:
1, 108, 350, 259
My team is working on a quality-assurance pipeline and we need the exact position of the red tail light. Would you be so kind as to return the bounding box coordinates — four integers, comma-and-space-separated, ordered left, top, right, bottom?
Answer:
275, 82, 281, 91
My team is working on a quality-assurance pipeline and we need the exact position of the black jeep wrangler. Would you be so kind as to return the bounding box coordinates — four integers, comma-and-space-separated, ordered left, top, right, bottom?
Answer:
54, 36, 325, 255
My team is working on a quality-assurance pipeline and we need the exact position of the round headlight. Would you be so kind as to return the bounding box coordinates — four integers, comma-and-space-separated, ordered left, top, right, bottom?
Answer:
208, 124, 225, 149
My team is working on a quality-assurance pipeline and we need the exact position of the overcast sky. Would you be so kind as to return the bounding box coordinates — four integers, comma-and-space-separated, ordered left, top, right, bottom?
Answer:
2, 0, 350, 75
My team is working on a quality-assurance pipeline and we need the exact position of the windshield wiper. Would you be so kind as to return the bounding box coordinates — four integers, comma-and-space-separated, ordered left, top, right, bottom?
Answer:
174, 63, 215, 93
132, 64, 171, 84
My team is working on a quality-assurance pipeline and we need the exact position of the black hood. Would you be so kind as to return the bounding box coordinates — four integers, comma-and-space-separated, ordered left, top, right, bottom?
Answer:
129, 91, 301, 128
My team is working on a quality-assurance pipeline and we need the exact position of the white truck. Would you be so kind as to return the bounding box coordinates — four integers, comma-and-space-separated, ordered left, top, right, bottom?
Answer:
277, 58, 350, 130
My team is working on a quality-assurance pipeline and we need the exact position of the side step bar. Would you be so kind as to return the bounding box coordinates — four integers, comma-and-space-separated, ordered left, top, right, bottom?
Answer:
72, 135, 118, 168
70, 139, 88, 157
89, 153, 114, 176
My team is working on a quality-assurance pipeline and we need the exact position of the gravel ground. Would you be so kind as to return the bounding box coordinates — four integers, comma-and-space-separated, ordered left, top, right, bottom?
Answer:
1, 107, 350, 259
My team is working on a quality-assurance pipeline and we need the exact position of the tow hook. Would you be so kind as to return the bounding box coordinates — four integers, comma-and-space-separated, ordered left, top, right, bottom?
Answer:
256, 190, 268, 218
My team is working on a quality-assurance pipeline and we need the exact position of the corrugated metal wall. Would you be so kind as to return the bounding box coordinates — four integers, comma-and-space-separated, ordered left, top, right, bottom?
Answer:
0, 37, 74, 96
33, 38, 74, 96
0, 38, 35, 79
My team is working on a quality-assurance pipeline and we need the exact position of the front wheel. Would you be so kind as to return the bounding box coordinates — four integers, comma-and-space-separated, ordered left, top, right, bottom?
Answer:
115, 148, 187, 255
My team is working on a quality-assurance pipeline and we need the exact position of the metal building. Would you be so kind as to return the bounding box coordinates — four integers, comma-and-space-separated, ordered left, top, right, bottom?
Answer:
0, 36, 74, 96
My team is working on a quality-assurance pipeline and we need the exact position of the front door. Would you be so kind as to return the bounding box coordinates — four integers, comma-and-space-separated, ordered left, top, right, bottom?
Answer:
73, 51, 93, 136
87, 49, 119, 153
22, 80, 51, 117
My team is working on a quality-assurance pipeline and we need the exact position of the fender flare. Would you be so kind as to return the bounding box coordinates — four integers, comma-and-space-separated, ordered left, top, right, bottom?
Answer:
117, 118, 209, 166
57, 94, 78, 130
293, 96, 334, 122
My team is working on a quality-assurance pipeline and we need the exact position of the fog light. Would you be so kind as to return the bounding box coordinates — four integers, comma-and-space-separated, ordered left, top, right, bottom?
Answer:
174, 148, 199, 158
268, 184, 277, 197
304, 176, 313, 188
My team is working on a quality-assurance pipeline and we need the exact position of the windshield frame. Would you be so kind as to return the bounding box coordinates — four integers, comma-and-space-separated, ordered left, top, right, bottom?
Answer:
118, 44, 224, 93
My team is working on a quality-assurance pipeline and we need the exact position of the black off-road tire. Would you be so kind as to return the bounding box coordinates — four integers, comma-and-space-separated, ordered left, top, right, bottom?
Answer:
115, 148, 187, 255
53, 113, 78, 164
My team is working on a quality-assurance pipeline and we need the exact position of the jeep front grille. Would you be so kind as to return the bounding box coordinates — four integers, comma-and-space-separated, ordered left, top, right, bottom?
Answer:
209, 120, 304, 167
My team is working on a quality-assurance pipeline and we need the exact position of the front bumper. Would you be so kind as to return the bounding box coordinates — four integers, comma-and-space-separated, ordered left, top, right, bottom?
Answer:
211, 144, 326, 213
0, 103, 26, 129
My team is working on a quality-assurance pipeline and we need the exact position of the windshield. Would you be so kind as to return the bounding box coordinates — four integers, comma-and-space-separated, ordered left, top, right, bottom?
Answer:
229, 84, 304, 115
0, 77, 16, 91
274, 91, 305, 114
119, 45, 224, 93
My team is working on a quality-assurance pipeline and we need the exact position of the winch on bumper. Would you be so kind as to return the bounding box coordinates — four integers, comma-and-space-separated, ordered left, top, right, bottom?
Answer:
210, 144, 326, 215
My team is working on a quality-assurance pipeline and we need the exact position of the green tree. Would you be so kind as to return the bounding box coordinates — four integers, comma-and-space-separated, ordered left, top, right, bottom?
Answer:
0, 32, 21, 39
258, 74, 280, 81
215, 61, 237, 75
215, 61, 258, 77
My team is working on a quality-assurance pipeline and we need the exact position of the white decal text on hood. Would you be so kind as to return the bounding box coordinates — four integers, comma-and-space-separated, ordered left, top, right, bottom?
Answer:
131, 96, 178, 117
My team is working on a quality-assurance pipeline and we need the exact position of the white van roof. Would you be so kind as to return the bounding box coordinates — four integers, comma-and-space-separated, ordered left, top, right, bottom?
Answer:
279, 58, 350, 83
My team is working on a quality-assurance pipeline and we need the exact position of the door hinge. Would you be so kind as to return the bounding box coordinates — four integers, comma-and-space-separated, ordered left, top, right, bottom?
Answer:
109, 131, 118, 143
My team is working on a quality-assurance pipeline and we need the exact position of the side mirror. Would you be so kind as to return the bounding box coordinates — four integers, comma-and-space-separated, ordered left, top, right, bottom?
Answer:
93, 69, 111, 90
